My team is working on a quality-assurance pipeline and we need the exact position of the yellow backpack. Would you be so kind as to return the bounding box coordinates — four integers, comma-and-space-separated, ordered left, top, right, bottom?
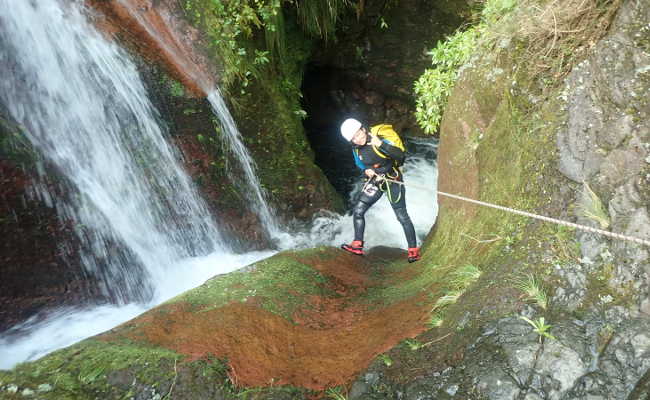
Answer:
370, 124, 406, 166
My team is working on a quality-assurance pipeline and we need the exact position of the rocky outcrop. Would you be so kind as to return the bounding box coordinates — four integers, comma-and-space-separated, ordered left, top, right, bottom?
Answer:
556, 0, 650, 314
344, 0, 650, 399
88, 0, 218, 96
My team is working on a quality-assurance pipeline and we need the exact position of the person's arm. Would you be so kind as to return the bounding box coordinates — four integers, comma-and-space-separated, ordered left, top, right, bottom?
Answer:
370, 135, 405, 164
352, 149, 366, 171
378, 140, 404, 161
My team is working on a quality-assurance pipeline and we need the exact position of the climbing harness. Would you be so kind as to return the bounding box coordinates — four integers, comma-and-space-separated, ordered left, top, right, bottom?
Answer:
363, 169, 403, 204
380, 169, 403, 204
381, 177, 650, 248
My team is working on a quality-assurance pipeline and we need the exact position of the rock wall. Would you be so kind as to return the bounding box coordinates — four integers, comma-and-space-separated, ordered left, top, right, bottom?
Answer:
305, 0, 473, 135
0, 111, 107, 332
556, 0, 650, 314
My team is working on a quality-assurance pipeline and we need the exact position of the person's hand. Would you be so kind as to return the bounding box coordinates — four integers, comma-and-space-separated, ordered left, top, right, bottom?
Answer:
370, 135, 382, 147
364, 169, 376, 178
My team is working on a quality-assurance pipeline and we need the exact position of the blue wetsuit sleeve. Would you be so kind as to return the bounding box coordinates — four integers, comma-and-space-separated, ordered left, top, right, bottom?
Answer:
352, 149, 366, 171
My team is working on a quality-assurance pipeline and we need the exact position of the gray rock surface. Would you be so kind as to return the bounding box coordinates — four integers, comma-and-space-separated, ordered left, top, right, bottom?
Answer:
350, 0, 650, 398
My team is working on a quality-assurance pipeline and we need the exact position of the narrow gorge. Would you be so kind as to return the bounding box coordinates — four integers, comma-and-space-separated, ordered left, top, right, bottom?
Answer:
1, 0, 649, 399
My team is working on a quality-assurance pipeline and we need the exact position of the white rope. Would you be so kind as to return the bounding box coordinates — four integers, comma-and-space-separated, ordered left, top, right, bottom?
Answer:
381, 177, 650, 248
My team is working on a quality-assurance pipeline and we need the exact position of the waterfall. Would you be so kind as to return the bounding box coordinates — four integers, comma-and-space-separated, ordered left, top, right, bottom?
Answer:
207, 90, 290, 245
0, 0, 227, 303
0, 0, 278, 369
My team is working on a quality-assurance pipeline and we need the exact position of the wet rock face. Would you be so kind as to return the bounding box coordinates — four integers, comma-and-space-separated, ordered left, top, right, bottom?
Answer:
88, 0, 219, 96
347, 1, 650, 398
390, 313, 650, 400
0, 114, 106, 332
555, 0, 650, 314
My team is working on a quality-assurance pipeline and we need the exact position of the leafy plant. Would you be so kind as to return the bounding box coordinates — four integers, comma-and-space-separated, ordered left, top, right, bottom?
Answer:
480, 0, 518, 25
325, 386, 348, 400
580, 182, 610, 229
377, 353, 393, 367
414, 27, 479, 134
519, 316, 556, 342
404, 338, 423, 351
515, 274, 548, 310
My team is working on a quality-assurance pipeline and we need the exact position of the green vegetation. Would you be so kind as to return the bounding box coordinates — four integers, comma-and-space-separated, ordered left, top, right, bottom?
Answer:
325, 386, 349, 400
0, 339, 183, 399
428, 313, 444, 328
515, 274, 549, 310
180, 0, 344, 215
377, 353, 393, 367
519, 316, 556, 342
182, 0, 346, 91
0, 342, 310, 399
174, 247, 333, 320
413, 0, 519, 134
403, 338, 424, 351
414, 27, 481, 134
415, 0, 620, 134
580, 182, 610, 229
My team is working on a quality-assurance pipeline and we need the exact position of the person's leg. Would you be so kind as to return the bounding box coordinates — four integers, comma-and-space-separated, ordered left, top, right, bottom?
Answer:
390, 193, 416, 248
342, 181, 382, 255
388, 181, 420, 262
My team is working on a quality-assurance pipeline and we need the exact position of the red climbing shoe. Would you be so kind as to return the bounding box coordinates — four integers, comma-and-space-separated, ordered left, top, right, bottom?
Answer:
407, 247, 421, 263
341, 240, 364, 256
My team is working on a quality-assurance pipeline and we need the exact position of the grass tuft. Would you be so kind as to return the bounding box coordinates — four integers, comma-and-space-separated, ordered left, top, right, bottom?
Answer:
452, 264, 482, 287
507, 0, 623, 79
515, 274, 548, 310
433, 289, 464, 310
428, 313, 444, 328
580, 181, 610, 229
325, 386, 348, 400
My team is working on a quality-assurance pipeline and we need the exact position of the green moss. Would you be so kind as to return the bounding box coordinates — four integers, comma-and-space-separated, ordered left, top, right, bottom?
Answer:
0, 113, 36, 165
159, 74, 186, 98
0, 340, 312, 399
179, 0, 342, 215
170, 247, 336, 320
0, 339, 182, 399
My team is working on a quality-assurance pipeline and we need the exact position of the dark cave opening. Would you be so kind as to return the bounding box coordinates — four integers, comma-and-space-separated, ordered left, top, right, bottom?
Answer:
301, 64, 364, 202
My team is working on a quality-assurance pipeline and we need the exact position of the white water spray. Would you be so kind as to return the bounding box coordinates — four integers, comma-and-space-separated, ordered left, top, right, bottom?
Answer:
307, 138, 438, 249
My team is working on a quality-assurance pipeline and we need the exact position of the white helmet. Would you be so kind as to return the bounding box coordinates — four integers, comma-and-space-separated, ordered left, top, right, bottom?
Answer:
340, 118, 362, 141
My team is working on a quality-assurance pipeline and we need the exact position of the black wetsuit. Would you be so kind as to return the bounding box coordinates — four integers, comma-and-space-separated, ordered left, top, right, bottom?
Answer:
352, 138, 417, 248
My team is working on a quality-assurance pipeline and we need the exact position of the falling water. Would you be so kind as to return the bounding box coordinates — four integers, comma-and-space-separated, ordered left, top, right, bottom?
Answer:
0, 0, 227, 303
207, 90, 288, 244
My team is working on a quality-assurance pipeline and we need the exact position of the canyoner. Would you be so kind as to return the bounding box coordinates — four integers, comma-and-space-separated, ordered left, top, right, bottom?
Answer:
339, 118, 421, 263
